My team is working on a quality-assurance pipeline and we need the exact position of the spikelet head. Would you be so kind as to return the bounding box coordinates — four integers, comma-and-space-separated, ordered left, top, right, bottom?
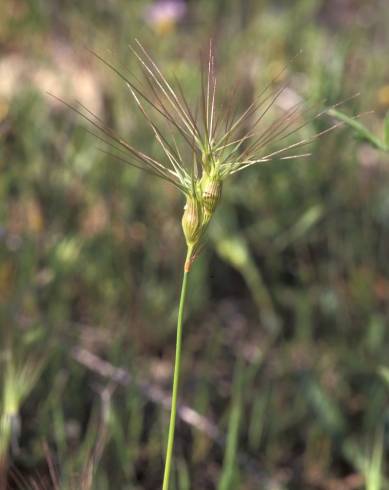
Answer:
182, 194, 203, 248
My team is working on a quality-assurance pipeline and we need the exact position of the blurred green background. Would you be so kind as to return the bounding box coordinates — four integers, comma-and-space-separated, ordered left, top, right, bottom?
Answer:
1, 0, 389, 489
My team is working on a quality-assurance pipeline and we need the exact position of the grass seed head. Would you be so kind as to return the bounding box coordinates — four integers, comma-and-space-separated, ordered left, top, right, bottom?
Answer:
60, 40, 346, 267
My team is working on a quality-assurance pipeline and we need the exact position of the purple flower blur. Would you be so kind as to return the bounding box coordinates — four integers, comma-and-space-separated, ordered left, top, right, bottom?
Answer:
145, 0, 187, 33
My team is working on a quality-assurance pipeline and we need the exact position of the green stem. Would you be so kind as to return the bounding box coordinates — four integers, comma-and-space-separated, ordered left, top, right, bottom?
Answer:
162, 247, 192, 490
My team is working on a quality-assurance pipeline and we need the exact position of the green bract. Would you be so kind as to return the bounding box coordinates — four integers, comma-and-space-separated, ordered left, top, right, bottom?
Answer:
182, 194, 203, 248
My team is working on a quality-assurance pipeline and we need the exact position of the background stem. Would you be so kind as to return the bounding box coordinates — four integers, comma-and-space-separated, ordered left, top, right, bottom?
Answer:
162, 247, 192, 490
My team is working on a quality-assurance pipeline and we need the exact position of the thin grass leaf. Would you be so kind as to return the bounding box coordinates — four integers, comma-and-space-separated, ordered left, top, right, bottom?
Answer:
384, 112, 389, 149
217, 361, 245, 490
328, 108, 387, 151
364, 431, 385, 490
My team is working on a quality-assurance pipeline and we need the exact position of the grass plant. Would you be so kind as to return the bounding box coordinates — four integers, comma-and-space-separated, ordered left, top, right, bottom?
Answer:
0, 346, 43, 488
2, 1, 389, 487
58, 40, 348, 489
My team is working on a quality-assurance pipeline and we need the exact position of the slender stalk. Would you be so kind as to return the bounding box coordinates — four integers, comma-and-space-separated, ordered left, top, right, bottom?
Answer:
162, 246, 193, 490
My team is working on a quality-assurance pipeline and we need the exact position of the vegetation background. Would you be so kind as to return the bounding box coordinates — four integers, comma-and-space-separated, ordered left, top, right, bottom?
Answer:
1, 0, 389, 488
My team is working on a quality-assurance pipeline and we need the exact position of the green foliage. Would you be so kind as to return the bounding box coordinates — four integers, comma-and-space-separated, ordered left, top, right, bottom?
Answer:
364, 432, 385, 490
384, 113, 389, 149
218, 362, 245, 490
329, 108, 389, 152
